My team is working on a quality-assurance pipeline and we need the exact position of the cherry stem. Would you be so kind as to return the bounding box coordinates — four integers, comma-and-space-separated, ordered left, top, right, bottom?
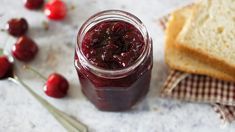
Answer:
0, 29, 6, 32
0, 49, 3, 55
24, 65, 47, 81
1, 32, 12, 51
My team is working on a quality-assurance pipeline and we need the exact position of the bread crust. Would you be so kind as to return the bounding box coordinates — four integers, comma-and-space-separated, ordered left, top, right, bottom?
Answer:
166, 62, 235, 82
177, 42, 235, 80
166, 48, 235, 82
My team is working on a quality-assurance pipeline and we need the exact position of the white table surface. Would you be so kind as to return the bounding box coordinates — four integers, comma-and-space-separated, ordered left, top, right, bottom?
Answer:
1, 0, 235, 132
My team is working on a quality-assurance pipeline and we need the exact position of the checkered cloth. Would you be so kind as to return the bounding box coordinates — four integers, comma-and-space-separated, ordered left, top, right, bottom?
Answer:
159, 16, 235, 123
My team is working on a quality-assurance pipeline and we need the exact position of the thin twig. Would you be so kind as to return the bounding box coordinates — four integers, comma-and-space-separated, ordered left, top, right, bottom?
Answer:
23, 65, 48, 81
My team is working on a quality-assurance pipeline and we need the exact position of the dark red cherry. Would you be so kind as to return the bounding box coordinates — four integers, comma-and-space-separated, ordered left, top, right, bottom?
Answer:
44, 0, 67, 21
44, 73, 69, 98
0, 56, 13, 79
24, 0, 44, 10
12, 36, 38, 62
7, 18, 28, 37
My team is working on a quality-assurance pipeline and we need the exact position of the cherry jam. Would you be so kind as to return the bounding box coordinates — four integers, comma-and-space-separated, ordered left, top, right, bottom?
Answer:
82, 21, 144, 69
75, 10, 153, 111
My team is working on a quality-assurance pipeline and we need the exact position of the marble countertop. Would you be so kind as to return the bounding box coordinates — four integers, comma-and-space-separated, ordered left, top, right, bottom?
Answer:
1, 0, 235, 132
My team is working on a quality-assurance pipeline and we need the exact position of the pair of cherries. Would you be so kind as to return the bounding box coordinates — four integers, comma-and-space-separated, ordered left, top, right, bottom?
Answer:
24, 0, 67, 21
1, 15, 69, 98
7, 18, 38, 63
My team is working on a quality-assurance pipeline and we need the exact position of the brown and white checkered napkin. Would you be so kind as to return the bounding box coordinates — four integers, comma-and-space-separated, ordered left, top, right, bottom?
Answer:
159, 16, 235, 123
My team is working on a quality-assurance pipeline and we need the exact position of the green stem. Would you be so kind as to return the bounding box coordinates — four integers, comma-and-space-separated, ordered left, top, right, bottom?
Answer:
2, 34, 12, 51
0, 29, 5, 32
23, 65, 47, 81
0, 49, 3, 56
9, 76, 88, 132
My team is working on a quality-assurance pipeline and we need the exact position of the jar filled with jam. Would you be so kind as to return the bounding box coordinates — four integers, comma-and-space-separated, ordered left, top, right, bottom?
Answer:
75, 10, 153, 111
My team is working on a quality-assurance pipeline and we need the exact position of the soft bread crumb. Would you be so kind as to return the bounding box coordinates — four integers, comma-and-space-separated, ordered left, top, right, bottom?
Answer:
165, 6, 235, 82
177, 0, 235, 76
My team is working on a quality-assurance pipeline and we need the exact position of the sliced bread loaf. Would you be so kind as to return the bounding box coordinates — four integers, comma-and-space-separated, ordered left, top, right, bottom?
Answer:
165, 6, 235, 81
176, 0, 235, 76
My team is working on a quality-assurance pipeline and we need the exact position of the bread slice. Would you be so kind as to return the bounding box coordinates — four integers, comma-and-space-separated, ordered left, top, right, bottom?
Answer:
165, 6, 235, 82
177, 0, 235, 76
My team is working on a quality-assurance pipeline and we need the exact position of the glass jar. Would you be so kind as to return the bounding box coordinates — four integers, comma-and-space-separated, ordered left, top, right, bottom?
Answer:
75, 10, 153, 111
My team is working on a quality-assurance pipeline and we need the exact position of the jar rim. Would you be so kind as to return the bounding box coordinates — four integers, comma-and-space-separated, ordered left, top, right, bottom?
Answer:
76, 10, 151, 78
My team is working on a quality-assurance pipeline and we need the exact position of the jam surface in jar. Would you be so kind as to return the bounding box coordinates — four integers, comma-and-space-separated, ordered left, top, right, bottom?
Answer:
82, 20, 144, 69
75, 10, 153, 111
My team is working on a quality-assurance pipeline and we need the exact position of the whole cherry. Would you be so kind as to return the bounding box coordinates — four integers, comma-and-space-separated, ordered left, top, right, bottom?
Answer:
0, 55, 13, 79
24, 0, 44, 10
44, 73, 69, 98
44, 0, 67, 21
24, 66, 69, 98
7, 18, 28, 37
12, 36, 38, 62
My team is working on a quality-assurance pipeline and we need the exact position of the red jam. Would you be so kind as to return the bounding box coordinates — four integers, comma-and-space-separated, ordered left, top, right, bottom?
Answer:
75, 10, 153, 111
82, 21, 144, 69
